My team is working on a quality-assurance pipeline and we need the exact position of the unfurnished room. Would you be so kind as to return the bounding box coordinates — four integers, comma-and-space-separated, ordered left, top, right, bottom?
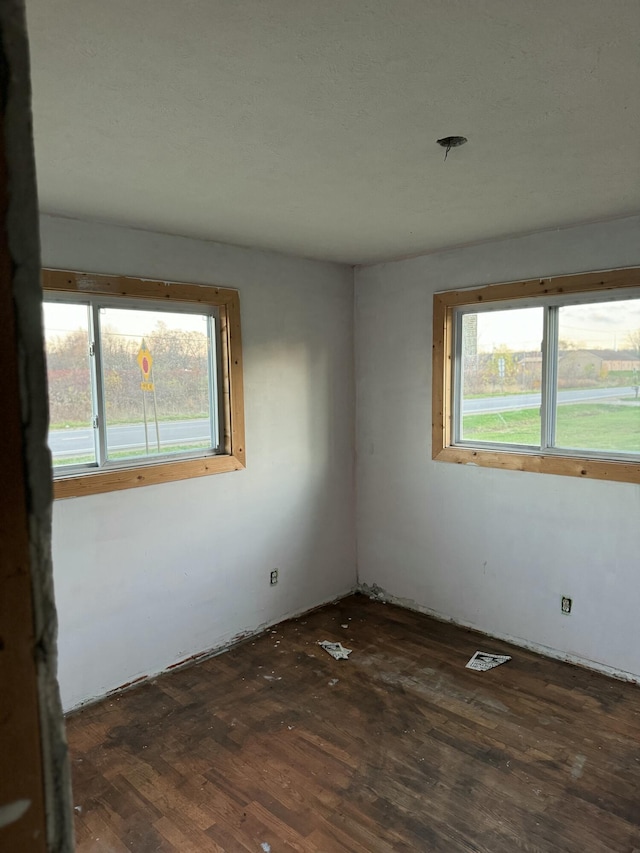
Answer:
1, 1, 640, 851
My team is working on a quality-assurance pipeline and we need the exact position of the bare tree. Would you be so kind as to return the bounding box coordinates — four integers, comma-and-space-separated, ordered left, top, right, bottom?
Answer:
46, 322, 210, 423
626, 328, 640, 358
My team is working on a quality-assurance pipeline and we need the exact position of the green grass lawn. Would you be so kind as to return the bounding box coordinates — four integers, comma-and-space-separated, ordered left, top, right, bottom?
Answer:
462, 403, 640, 452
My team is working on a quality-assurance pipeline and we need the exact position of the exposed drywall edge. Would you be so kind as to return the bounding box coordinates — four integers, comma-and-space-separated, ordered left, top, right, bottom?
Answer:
64, 587, 358, 714
358, 583, 640, 686
2, 2, 73, 849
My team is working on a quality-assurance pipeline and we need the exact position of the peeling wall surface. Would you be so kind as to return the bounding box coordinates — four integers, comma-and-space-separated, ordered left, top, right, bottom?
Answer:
355, 215, 640, 680
41, 214, 356, 711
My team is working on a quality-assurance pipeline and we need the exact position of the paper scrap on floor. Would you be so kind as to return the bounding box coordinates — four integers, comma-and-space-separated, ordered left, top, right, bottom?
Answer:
319, 640, 352, 660
466, 651, 511, 671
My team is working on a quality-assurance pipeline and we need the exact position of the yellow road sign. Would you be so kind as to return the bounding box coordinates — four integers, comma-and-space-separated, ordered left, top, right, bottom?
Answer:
137, 341, 153, 379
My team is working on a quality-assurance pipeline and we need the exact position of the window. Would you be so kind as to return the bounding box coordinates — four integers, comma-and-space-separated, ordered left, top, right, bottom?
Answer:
43, 269, 245, 498
433, 267, 640, 484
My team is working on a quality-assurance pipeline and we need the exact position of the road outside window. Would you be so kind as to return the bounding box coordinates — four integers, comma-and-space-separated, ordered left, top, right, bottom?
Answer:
432, 268, 640, 485
41, 268, 245, 498
44, 300, 221, 472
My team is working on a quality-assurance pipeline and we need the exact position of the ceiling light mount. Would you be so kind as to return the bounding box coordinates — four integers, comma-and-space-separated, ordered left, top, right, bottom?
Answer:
437, 136, 468, 161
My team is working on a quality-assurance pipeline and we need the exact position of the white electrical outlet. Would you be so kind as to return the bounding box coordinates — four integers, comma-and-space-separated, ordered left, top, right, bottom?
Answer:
270, 569, 278, 586
561, 596, 572, 614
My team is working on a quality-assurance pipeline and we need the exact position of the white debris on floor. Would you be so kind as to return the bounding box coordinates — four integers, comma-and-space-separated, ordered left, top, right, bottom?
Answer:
318, 640, 352, 660
465, 651, 511, 671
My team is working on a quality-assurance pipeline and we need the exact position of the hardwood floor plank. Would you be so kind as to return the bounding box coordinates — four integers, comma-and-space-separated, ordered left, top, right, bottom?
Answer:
66, 594, 640, 851
153, 815, 225, 853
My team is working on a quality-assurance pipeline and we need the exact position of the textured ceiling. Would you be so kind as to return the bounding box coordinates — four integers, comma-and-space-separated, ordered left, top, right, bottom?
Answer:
25, 0, 640, 264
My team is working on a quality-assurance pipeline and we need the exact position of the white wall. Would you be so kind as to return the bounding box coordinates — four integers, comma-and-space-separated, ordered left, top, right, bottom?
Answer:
355, 216, 640, 680
41, 215, 356, 710
45, 210, 640, 710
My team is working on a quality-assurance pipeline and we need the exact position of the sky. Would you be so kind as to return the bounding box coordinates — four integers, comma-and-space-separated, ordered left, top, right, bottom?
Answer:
43, 295, 640, 354
469, 298, 640, 353
42, 301, 208, 345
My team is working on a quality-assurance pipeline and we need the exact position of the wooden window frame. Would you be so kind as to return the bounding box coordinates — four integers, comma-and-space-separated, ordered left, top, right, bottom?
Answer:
432, 266, 640, 485
43, 269, 245, 499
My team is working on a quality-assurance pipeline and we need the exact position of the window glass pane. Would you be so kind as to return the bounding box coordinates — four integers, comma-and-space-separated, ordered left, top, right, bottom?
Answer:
44, 301, 96, 467
459, 307, 543, 446
100, 307, 214, 461
555, 299, 640, 454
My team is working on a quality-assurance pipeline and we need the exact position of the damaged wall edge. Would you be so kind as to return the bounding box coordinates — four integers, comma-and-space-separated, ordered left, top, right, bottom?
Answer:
356, 583, 640, 686
1, 2, 74, 850
64, 589, 357, 715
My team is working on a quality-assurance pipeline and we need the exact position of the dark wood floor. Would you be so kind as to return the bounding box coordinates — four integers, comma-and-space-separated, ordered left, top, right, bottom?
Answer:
66, 594, 640, 852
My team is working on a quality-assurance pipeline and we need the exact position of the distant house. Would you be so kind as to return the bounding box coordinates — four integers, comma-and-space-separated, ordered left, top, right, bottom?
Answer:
558, 349, 640, 380
518, 352, 542, 368
597, 349, 640, 372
